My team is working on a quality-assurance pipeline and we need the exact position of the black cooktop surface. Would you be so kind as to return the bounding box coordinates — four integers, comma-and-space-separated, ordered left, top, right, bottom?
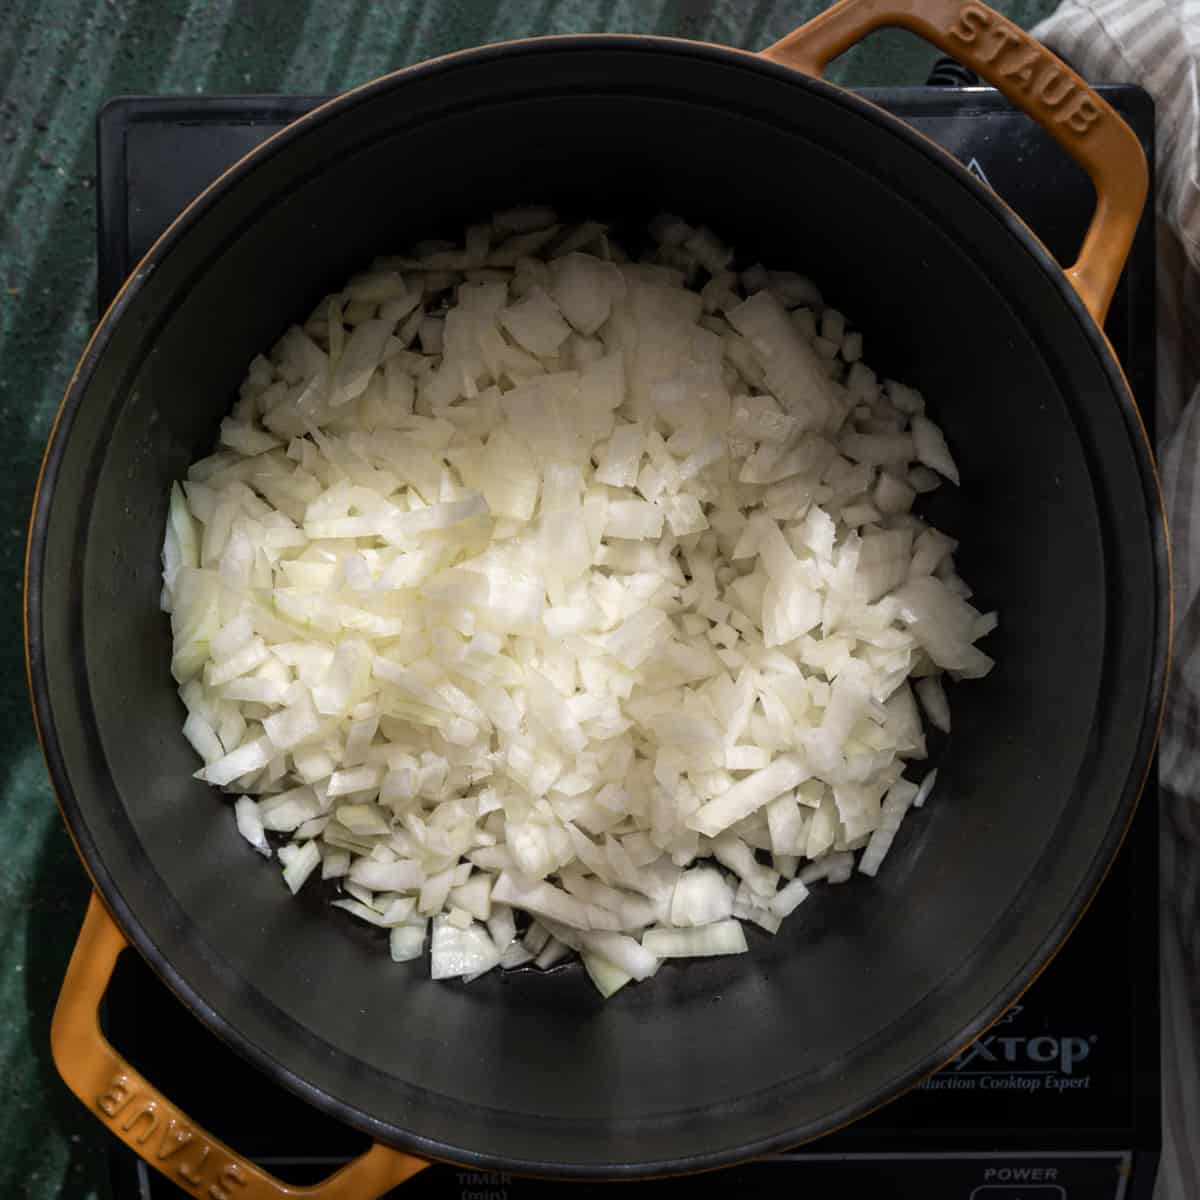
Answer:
94, 82, 1159, 1200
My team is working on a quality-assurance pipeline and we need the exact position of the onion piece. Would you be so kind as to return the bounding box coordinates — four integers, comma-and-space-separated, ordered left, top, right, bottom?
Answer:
281, 842, 320, 894
911, 414, 960, 485
688, 756, 809, 838
582, 953, 633, 998
430, 916, 501, 980
914, 768, 938, 809
642, 921, 748, 958
390, 922, 427, 963
916, 675, 951, 734
580, 932, 659, 980
669, 866, 735, 927
234, 796, 271, 857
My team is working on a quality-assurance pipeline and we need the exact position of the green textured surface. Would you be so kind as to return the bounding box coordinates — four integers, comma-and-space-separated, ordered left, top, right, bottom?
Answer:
0, 2, 1058, 1196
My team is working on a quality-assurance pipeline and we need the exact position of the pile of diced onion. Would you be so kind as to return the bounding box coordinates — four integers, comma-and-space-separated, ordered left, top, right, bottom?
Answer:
161, 208, 995, 997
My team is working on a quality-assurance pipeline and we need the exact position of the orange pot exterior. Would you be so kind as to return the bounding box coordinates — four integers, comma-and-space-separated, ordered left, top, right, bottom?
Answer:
761, 0, 1148, 327
52, 894, 430, 1199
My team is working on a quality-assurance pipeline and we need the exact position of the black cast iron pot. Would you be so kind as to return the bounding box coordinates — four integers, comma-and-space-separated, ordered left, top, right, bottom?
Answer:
27, 0, 1168, 1194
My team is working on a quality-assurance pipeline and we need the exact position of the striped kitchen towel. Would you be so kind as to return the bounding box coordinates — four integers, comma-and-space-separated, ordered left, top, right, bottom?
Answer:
1034, 2, 1200, 1196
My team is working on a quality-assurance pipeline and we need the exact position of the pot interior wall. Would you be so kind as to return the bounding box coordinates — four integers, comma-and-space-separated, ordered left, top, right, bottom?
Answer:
36, 43, 1160, 1173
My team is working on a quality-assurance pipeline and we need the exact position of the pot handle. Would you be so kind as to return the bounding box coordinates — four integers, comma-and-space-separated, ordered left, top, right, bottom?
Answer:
761, 0, 1147, 326
52, 892, 431, 1199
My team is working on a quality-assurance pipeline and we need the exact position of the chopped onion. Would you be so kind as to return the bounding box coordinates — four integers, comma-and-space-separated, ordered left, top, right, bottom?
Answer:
281, 842, 320, 894
165, 209, 995, 998
234, 796, 271, 857
911, 414, 960, 485
390, 922, 427, 963
669, 865, 735, 926
916, 675, 951, 734
430, 916, 501, 980
582, 953, 633, 998
770, 877, 810, 918
642, 920, 748, 958
580, 931, 659, 980
689, 756, 809, 838
914, 768, 939, 809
